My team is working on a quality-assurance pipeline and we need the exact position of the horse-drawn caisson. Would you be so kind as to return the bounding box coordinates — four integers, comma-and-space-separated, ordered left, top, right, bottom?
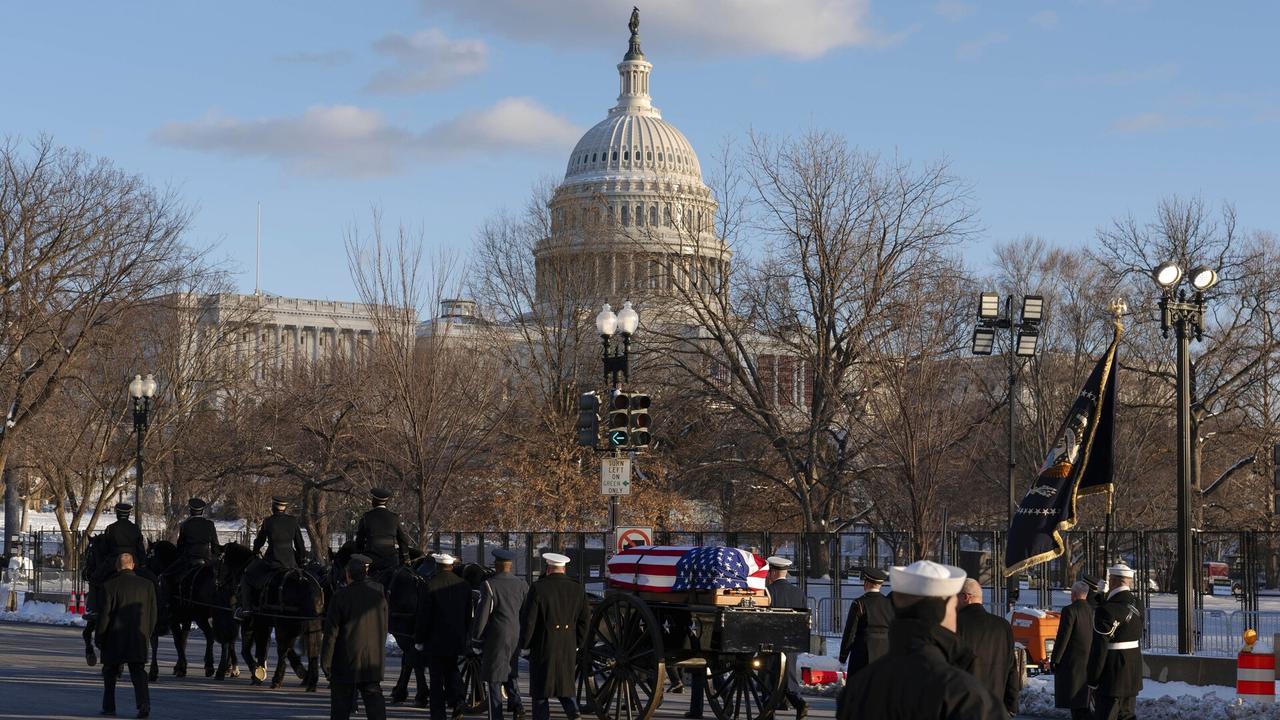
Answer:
580, 545, 811, 720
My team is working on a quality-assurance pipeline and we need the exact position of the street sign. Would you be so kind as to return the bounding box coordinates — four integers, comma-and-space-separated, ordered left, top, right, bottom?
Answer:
601, 457, 632, 496
616, 526, 653, 553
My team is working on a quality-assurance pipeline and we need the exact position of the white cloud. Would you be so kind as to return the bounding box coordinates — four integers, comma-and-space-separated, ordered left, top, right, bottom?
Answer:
367, 29, 488, 94
424, 0, 881, 60
1111, 112, 1168, 133
933, 0, 975, 21
1030, 10, 1059, 29
956, 31, 1008, 60
152, 99, 580, 178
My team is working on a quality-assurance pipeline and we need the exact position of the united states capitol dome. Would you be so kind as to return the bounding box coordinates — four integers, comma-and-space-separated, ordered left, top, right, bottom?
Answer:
535, 11, 729, 311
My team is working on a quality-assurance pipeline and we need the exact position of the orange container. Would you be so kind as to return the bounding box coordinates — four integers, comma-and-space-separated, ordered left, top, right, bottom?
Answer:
1011, 608, 1061, 670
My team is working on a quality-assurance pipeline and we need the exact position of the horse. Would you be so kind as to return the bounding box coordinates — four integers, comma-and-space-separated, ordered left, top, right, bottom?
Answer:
80, 533, 166, 682
385, 551, 434, 706
241, 563, 324, 691
148, 540, 240, 680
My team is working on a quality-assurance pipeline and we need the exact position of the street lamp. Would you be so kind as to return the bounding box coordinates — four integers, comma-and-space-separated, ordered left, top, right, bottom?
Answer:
1152, 260, 1219, 654
128, 373, 157, 528
597, 301, 640, 388
972, 292, 1044, 610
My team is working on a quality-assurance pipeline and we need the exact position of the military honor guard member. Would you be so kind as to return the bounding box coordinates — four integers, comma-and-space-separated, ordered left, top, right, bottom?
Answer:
837, 568, 892, 714
239, 496, 307, 619
1050, 581, 1095, 720
174, 498, 221, 568
955, 578, 1020, 715
520, 552, 590, 720
354, 487, 413, 576
89, 503, 147, 616
764, 556, 808, 720
838, 560, 1004, 720
472, 548, 530, 720
322, 554, 389, 720
1087, 564, 1144, 720
95, 552, 157, 718
415, 552, 472, 720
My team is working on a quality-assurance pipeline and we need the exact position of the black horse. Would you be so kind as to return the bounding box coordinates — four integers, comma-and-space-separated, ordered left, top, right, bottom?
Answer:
148, 541, 242, 680
241, 564, 324, 690
386, 552, 434, 706
79, 534, 166, 681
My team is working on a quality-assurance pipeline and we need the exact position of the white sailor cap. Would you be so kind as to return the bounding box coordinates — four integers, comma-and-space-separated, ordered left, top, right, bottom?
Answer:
889, 560, 967, 598
1107, 563, 1135, 579
431, 553, 457, 565
542, 552, 570, 567
766, 556, 793, 570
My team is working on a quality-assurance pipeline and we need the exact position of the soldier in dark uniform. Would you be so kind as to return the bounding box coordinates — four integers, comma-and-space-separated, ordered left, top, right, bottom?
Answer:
520, 552, 589, 720
237, 496, 307, 619
322, 554, 389, 720
765, 557, 808, 720
354, 487, 412, 578
837, 568, 892, 715
1051, 581, 1095, 720
472, 548, 529, 720
89, 503, 148, 615
955, 578, 1020, 716
1087, 564, 1144, 720
175, 498, 221, 568
838, 560, 1003, 720
95, 552, 157, 718
414, 553, 472, 720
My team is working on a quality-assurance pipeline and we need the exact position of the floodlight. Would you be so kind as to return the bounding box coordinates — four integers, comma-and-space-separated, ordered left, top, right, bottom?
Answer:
1153, 262, 1183, 290
1189, 266, 1219, 292
978, 292, 1001, 320
1021, 295, 1044, 324
1015, 329, 1040, 358
971, 327, 996, 355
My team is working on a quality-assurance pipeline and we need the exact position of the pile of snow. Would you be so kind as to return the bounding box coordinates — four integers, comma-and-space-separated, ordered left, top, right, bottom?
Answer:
0, 598, 85, 627
1020, 674, 1280, 719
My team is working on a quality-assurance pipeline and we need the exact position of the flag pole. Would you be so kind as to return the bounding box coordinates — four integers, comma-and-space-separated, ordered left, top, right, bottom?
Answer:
1102, 297, 1126, 570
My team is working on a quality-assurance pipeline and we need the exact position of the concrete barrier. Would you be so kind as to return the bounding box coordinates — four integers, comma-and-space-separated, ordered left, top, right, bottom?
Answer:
1143, 653, 1238, 687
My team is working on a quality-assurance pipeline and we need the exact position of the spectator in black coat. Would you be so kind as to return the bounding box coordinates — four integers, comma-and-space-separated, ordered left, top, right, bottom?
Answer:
95, 552, 156, 718
838, 560, 1003, 720
322, 554, 389, 720
955, 578, 1020, 716
1051, 581, 1094, 720
414, 553, 472, 720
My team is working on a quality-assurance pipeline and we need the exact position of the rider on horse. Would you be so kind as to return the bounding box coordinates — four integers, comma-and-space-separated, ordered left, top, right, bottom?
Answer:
354, 487, 411, 580
237, 496, 307, 620
176, 498, 221, 567
88, 502, 147, 615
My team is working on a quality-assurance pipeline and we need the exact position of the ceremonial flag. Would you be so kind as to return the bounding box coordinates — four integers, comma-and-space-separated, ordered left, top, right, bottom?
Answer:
606, 546, 769, 592
1005, 329, 1120, 576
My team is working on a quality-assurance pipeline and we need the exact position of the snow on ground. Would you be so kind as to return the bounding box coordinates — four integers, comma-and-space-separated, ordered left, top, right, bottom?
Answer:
0, 507, 248, 539
1019, 674, 1280, 719
0, 597, 85, 627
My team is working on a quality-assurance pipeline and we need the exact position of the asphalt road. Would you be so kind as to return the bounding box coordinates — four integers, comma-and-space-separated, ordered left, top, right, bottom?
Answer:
0, 623, 1053, 719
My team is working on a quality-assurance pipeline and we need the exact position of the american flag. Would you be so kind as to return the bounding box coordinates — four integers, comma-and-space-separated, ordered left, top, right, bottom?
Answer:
606, 546, 768, 592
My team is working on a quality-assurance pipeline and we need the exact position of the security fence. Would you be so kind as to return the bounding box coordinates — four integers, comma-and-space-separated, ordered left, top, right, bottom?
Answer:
6, 526, 1280, 657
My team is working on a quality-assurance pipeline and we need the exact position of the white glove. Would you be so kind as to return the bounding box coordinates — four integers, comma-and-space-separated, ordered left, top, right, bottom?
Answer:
414, 643, 424, 652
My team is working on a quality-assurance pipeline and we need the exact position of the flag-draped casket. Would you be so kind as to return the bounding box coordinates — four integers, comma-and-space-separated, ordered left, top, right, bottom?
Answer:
606, 546, 769, 592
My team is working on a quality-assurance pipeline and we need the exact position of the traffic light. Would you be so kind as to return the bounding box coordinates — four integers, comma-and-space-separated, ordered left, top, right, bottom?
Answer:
576, 392, 600, 447
628, 393, 651, 449
607, 391, 630, 448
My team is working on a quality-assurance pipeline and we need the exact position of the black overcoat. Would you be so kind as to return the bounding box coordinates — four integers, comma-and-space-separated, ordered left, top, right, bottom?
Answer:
95, 569, 157, 665
354, 507, 411, 572
838, 618, 1005, 720
956, 603, 1020, 714
322, 577, 388, 684
1051, 598, 1093, 709
102, 519, 147, 563
520, 572, 589, 698
1087, 588, 1144, 698
253, 512, 306, 568
176, 516, 221, 562
472, 571, 529, 682
839, 590, 893, 673
415, 567, 472, 657
766, 577, 807, 692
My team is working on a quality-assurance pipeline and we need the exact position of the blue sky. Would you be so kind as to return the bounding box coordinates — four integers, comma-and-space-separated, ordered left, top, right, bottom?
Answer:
4, 1, 1276, 302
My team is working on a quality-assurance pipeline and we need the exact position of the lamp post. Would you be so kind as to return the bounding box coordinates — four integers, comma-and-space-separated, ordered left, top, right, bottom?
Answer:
1152, 261, 1219, 654
128, 373, 157, 528
972, 292, 1044, 610
595, 301, 640, 544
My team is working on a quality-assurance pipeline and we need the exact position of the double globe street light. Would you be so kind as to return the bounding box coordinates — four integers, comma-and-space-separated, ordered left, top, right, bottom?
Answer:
1152, 261, 1220, 655
596, 301, 640, 389
128, 373, 157, 528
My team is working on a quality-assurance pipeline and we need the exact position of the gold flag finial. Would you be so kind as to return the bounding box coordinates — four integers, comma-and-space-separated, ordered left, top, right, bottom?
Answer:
1109, 297, 1127, 335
